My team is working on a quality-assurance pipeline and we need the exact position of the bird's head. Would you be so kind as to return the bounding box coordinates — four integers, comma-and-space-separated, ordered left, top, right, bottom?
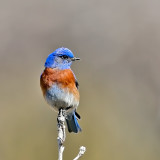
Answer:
45, 47, 80, 69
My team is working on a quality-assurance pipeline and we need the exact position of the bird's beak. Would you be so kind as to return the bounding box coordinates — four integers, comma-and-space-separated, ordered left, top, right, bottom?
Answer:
71, 57, 80, 61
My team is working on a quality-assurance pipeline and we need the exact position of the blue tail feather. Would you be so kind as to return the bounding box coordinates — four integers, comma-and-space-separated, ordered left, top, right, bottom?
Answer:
66, 112, 81, 133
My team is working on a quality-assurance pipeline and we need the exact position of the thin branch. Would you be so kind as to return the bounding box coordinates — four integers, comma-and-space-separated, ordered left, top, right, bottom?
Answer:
73, 146, 86, 160
57, 109, 66, 160
57, 109, 86, 160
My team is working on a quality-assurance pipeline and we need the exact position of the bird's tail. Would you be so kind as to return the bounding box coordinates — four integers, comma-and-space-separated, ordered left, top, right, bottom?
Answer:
66, 112, 81, 133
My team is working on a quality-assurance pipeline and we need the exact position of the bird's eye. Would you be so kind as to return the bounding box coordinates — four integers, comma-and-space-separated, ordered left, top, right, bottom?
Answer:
59, 55, 68, 59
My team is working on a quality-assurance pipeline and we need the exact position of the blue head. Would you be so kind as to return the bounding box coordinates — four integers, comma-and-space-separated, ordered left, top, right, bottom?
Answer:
45, 47, 80, 69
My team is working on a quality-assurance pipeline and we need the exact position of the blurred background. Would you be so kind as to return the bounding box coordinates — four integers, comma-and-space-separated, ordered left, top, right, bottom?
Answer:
1, 0, 160, 159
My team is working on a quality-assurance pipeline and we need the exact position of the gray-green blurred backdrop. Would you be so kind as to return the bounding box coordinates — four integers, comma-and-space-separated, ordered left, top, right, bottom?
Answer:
1, 0, 160, 160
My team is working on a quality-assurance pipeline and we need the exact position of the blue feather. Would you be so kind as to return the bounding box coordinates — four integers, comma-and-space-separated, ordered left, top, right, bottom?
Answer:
66, 112, 81, 133
45, 47, 74, 69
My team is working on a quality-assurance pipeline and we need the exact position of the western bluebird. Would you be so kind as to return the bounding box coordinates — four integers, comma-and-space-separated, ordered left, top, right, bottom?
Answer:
40, 47, 81, 133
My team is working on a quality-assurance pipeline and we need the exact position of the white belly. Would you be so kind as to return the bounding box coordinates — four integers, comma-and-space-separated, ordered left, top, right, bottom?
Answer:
45, 85, 79, 112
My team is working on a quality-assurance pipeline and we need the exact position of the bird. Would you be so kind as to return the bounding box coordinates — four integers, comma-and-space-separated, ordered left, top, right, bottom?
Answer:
40, 47, 81, 133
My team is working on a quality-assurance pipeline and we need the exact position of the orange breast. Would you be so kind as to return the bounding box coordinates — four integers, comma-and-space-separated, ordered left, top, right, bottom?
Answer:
40, 68, 80, 100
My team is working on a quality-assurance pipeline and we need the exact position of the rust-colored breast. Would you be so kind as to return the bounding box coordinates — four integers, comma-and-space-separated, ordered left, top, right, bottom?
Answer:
40, 68, 79, 100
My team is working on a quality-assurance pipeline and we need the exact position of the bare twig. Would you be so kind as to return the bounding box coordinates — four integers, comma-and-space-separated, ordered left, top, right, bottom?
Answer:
73, 146, 86, 160
57, 109, 66, 160
57, 109, 86, 160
